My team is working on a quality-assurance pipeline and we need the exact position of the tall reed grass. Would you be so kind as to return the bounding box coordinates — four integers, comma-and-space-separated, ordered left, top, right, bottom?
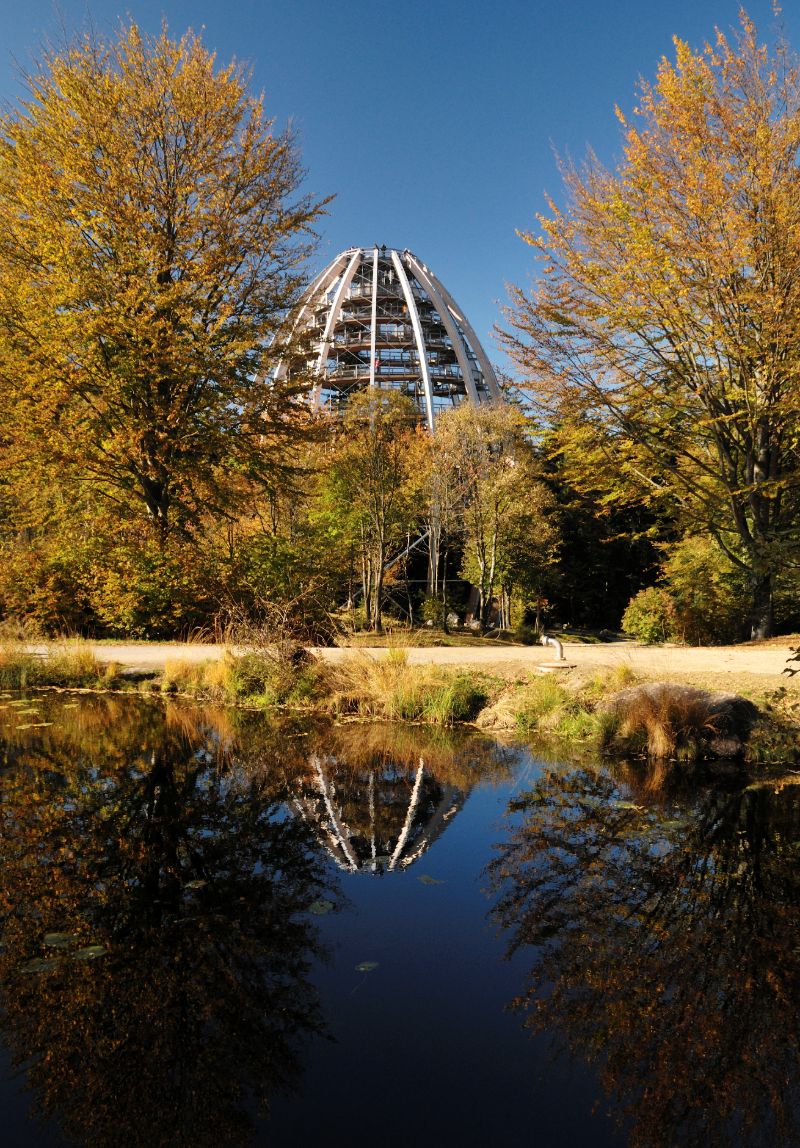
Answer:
0, 640, 121, 690
325, 650, 490, 725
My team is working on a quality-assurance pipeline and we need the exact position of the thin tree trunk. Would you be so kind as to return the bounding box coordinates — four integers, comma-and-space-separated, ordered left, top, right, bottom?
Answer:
372, 539, 385, 631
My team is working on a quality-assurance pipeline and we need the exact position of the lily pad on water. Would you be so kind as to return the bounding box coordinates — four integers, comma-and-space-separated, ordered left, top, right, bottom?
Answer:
62, 703, 80, 709
73, 945, 107, 961
28, 722, 54, 729
16, 709, 40, 716
21, 958, 61, 974
185, 879, 207, 890
355, 961, 379, 973
417, 874, 445, 886
308, 899, 334, 915
44, 932, 79, 948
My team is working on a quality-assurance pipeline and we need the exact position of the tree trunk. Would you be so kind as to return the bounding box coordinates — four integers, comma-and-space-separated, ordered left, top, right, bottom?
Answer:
749, 572, 774, 640
481, 530, 498, 631
427, 513, 441, 598
371, 541, 385, 632
372, 568, 383, 632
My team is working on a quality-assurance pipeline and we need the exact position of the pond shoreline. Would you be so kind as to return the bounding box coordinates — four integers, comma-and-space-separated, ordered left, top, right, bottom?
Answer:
3, 641, 799, 771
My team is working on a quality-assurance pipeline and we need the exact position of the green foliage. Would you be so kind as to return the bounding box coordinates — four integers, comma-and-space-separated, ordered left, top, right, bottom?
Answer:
319, 390, 424, 632
537, 423, 664, 630
660, 537, 748, 644
417, 674, 488, 724
514, 676, 578, 734
514, 676, 571, 728
503, 17, 800, 637
435, 403, 559, 631
160, 649, 321, 707
512, 674, 613, 744
621, 537, 752, 646
622, 587, 676, 644
420, 597, 446, 627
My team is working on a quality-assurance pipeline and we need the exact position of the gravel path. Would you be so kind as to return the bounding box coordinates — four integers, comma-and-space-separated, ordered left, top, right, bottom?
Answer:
43, 640, 797, 680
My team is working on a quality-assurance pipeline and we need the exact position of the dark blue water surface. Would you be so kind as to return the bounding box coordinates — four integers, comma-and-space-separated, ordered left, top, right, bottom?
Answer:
0, 694, 797, 1148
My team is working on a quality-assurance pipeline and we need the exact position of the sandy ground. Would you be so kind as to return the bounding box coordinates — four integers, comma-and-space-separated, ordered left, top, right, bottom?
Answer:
44, 639, 799, 692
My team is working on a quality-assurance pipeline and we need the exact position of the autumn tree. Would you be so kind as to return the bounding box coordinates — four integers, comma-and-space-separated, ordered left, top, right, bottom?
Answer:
435, 403, 558, 631
0, 23, 326, 543
503, 15, 800, 637
320, 390, 423, 632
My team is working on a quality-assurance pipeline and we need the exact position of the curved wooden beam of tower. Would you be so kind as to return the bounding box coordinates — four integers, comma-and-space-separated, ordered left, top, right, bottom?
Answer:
405, 251, 502, 401
276, 246, 502, 427
312, 249, 362, 407
405, 256, 480, 406
391, 250, 435, 431
272, 250, 352, 385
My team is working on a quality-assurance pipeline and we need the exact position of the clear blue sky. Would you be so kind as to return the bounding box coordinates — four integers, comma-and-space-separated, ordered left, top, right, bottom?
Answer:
1, 1, 797, 371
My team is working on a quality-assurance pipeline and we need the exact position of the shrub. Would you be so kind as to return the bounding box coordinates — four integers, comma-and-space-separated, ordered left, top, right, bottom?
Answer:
419, 596, 446, 627
621, 587, 676, 644
0, 544, 96, 635
0, 646, 40, 689
514, 624, 540, 646
160, 649, 322, 707
660, 537, 747, 644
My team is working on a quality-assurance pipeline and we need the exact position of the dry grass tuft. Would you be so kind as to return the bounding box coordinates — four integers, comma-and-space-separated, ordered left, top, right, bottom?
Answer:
325, 649, 490, 725
0, 639, 119, 690
604, 683, 759, 760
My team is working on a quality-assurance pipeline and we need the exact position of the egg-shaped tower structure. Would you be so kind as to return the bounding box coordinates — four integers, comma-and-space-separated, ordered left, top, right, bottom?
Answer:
277, 246, 502, 430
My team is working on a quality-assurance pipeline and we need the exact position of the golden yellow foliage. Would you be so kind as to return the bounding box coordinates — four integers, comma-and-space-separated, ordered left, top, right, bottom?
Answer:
0, 23, 327, 540
503, 14, 800, 638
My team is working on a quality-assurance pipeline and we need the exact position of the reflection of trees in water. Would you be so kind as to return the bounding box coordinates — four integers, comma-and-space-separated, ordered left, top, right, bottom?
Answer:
289, 723, 515, 874
0, 699, 337, 1148
490, 765, 800, 1148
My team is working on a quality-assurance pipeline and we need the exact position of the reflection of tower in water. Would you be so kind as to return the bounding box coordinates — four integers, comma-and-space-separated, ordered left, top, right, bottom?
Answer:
290, 754, 468, 874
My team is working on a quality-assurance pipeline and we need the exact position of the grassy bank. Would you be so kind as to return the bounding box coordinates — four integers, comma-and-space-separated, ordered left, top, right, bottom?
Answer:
0, 641, 126, 690
162, 648, 492, 725
4, 640, 799, 762
480, 667, 800, 766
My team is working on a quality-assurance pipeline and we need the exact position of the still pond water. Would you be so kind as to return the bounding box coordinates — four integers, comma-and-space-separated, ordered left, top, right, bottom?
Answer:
0, 692, 798, 1147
